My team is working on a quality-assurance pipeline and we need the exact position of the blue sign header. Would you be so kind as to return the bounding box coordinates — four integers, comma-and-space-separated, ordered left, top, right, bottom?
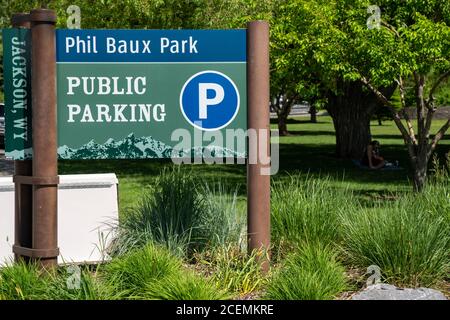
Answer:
56, 29, 246, 63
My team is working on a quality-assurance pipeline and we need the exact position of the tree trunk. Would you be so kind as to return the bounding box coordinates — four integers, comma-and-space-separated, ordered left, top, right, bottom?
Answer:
327, 82, 374, 159
330, 106, 372, 159
278, 113, 289, 136
413, 152, 428, 192
275, 98, 294, 136
310, 105, 317, 123
326, 80, 396, 159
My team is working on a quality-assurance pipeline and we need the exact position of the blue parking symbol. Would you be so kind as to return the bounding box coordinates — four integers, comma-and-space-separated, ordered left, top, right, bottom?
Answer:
180, 71, 240, 131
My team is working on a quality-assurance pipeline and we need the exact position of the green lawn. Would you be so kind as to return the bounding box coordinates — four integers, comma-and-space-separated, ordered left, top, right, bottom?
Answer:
59, 116, 450, 213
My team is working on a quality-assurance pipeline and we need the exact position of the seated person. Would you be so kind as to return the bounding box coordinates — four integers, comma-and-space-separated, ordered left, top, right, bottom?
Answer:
361, 140, 385, 169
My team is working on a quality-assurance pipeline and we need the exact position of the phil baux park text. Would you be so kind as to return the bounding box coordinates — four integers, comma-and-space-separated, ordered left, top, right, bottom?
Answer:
3, 29, 247, 160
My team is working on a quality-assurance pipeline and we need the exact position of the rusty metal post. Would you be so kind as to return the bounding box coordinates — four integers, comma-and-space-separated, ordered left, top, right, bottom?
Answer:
11, 13, 32, 263
30, 8, 59, 268
247, 21, 270, 272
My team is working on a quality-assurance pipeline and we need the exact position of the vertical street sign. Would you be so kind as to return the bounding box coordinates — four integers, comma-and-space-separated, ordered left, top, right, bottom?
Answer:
11, 13, 33, 264
2, 28, 32, 159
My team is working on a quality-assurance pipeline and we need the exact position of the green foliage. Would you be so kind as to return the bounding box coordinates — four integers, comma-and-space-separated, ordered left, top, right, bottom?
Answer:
0, 260, 112, 300
109, 167, 205, 257
430, 153, 450, 184
143, 272, 229, 300
102, 243, 183, 299
194, 0, 273, 29
274, 0, 449, 88
102, 243, 228, 300
339, 182, 450, 287
0, 260, 47, 300
195, 244, 265, 297
265, 243, 348, 300
195, 182, 245, 249
109, 168, 245, 257
43, 266, 115, 300
51, 0, 202, 29
271, 175, 347, 249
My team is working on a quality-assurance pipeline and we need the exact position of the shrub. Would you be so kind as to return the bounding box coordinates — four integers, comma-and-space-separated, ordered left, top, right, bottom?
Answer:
109, 167, 205, 257
103, 244, 228, 300
102, 244, 182, 299
0, 260, 48, 300
271, 175, 348, 249
195, 244, 265, 297
109, 167, 246, 257
44, 266, 116, 300
339, 186, 450, 287
0, 260, 111, 300
265, 243, 348, 300
195, 182, 245, 250
144, 272, 230, 300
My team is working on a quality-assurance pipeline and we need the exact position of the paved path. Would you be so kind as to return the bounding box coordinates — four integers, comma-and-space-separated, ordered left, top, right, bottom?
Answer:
0, 149, 14, 176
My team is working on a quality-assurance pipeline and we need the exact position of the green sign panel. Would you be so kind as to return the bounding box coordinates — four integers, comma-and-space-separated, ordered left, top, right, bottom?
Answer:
2, 29, 247, 160
2, 28, 32, 159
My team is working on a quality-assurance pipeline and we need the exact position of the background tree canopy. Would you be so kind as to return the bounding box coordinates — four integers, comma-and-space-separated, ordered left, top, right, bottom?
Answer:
0, 0, 449, 190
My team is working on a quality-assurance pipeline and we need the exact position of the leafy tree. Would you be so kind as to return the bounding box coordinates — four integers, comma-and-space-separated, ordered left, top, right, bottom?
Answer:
276, 0, 450, 190
330, 0, 450, 191
274, 0, 396, 157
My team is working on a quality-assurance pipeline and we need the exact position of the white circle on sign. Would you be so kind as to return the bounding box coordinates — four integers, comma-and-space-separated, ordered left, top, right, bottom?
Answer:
179, 70, 240, 131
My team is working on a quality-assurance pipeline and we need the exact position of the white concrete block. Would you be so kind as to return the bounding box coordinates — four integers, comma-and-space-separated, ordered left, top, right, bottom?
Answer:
0, 173, 119, 265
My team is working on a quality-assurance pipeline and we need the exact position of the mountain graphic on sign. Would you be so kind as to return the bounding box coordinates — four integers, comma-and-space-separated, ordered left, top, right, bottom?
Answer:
58, 134, 173, 159
5, 148, 33, 160
57, 134, 245, 160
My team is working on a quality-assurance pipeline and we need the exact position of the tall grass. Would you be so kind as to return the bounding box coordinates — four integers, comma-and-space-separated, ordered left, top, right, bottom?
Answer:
0, 260, 112, 300
109, 167, 245, 257
109, 167, 204, 257
271, 175, 349, 250
339, 181, 450, 287
102, 244, 182, 299
195, 244, 265, 297
195, 182, 245, 249
271, 171, 449, 289
44, 266, 115, 300
144, 273, 230, 300
265, 243, 348, 300
102, 244, 228, 300
0, 260, 47, 300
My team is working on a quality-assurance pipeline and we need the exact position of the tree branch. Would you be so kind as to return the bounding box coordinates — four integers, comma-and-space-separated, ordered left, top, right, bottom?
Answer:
424, 108, 435, 141
427, 70, 450, 109
360, 76, 415, 147
429, 118, 450, 157
415, 73, 427, 145
381, 21, 401, 40
395, 77, 407, 110
396, 77, 418, 144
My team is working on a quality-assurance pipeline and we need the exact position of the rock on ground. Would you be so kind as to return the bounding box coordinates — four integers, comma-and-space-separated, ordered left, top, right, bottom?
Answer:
352, 284, 447, 300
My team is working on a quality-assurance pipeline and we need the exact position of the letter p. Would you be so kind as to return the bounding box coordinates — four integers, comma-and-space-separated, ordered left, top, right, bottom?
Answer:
198, 83, 224, 119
